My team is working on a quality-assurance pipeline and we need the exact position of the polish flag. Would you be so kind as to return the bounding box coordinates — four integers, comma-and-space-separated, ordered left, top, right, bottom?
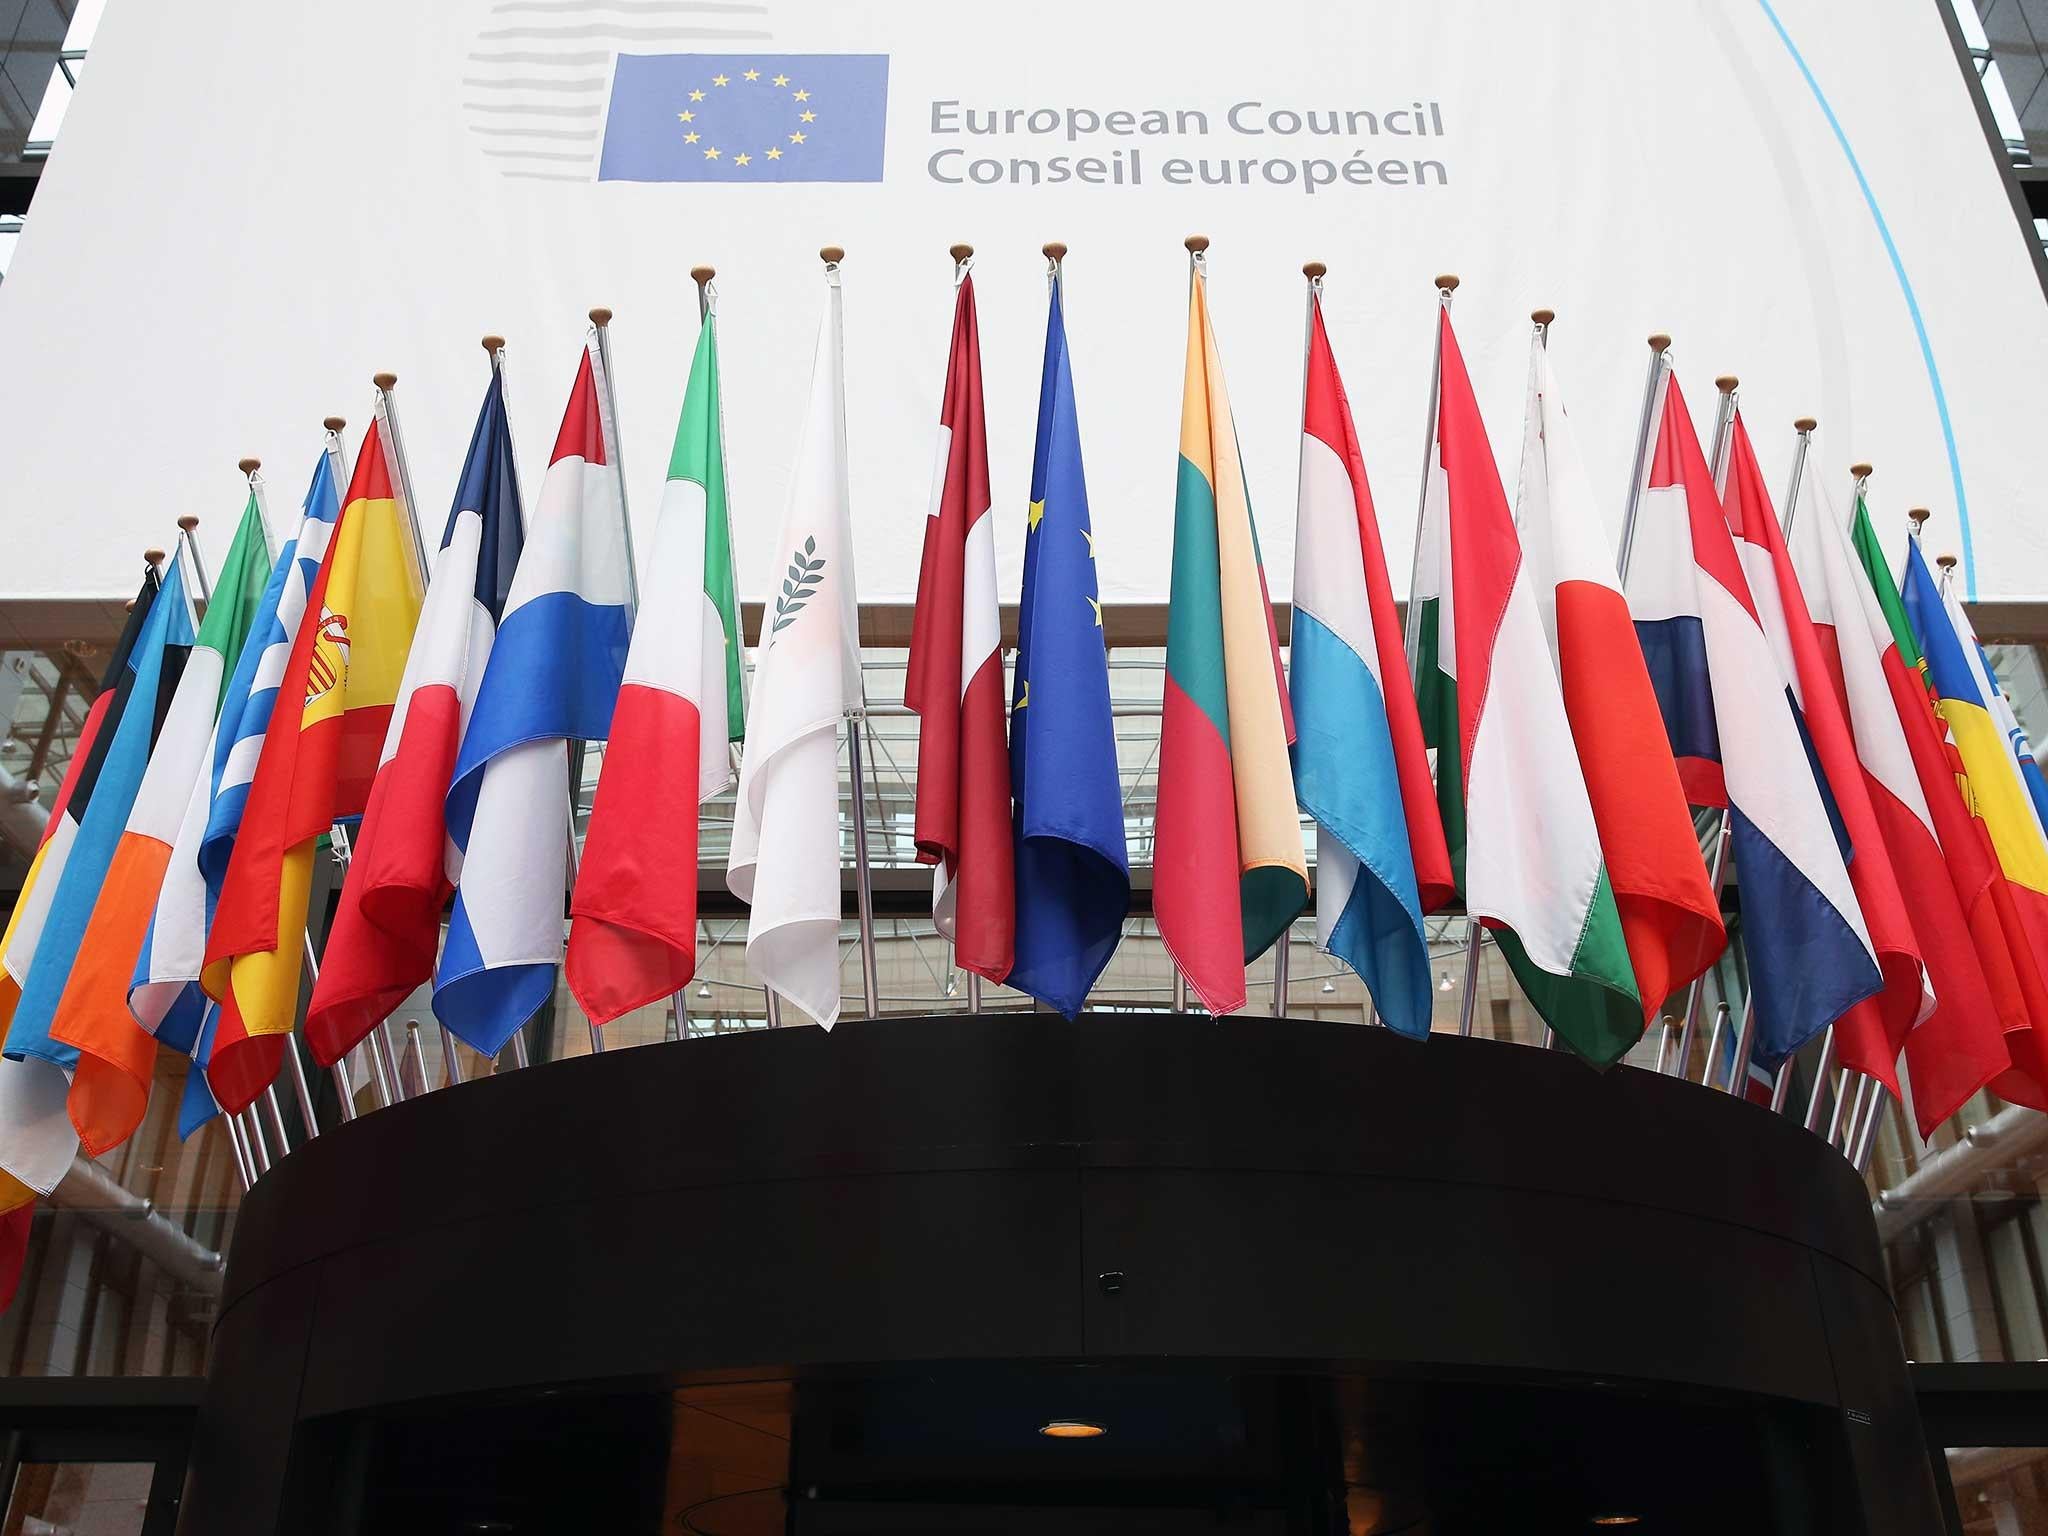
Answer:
906, 271, 1014, 984
1721, 413, 1929, 1097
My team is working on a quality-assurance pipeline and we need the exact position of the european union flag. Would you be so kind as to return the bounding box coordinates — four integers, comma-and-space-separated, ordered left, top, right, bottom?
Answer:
600, 53, 889, 184
1008, 274, 1130, 1017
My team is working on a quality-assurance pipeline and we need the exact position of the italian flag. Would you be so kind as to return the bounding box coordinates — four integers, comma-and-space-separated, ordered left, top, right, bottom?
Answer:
1155, 257, 1307, 1014
1414, 305, 1638, 1063
568, 307, 745, 1024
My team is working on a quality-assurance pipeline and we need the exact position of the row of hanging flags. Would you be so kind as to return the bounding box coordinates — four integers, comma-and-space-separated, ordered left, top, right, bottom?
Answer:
0, 242, 2045, 1214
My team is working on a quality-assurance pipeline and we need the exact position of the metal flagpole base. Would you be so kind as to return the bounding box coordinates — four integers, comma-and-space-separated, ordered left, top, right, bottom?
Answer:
222, 1117, 253, 1191
587, 1021, 606, 1055
331, 1060, 358, 1123
439, 1025, 463, 1087
845, 714, 882, 1020
1272, 928, 1291, 1016
368, 1028, 401, 1107
285, 1037, 320, 1138
1456, 927, 1483, 1038
966, 972, 983, 1014
1699, 1002, 1729, 1090
1802, 1026, 1837, 1132
1852, 1086, 1890, 1173
1722, 1001, 1756, 1096
510, 1028, 531, 1070
1173, 967, 1188, 1013
263, 1087, 291, 1158
1830, 1072, 1868, 1150
243, 1108, 271, 1175
763, 988, 783, 1029
1652, 1016, 1676, 1076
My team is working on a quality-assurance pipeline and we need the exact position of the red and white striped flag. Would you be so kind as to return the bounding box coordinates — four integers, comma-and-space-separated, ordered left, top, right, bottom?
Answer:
906, 270, 1014, 984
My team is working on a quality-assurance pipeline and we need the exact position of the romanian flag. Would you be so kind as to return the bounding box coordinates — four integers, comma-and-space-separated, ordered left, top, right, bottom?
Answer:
1155, 253, 1307, 1015
202, 422, 422, 1113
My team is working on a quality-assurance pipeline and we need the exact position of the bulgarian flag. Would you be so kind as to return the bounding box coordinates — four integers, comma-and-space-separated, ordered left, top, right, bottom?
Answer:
1513, 336, 1724, 1024
568, 302, 746, 1023
1155, 252, 1307, 1015
1414, 303, 1638, 1064
53, 495, 273, 1156
1793, 477, 2011, 1133
203, 421, 424, 1112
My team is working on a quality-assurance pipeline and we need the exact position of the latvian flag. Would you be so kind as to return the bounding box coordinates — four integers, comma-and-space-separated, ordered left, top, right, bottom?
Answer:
1624, 372, 1880, 1066
906, 270, 1014, 986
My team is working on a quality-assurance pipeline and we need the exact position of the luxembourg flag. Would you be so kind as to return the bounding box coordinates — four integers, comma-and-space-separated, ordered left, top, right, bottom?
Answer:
307, 370, 524, 1066
1287, 285, 1451, 1038
434, 338, 632, 1057
1624, 372, 1880, 1065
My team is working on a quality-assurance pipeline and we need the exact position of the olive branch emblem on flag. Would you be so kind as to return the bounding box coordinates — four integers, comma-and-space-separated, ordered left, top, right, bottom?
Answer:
772, 536, 825, 640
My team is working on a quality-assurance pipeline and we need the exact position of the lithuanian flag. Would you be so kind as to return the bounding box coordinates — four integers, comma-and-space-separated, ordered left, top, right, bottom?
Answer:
202, 421, 422, 1113
1155, 246, 1308, 1015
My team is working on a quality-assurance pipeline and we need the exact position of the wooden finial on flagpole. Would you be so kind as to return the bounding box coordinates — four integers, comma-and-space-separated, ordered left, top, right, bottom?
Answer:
1909, 508, 1931, 536
1531, 308, 1555, 326
1043, 242, 1067, 265
588, 307, 612, 328
124, 598, 135, 611
177, 515, 199, 532
1794, 417, 1818, 433
143, 548, 166, 567
237, 457, 261, 476
1304, 261, 1328, 280
322, 417, 344, 434
1937, 554, 1959, 572
949, 243, 973, 264
1715, 375, 1739, 394
1850, 462, 1873, 479
819, 246, 844, 266
1433, 273, 1459, 292
373, 372, 397, 392
481, 334, 505, 354
1648, 333, 1671, 353
1185, 234, 1211, 255
690, 265, 715, 288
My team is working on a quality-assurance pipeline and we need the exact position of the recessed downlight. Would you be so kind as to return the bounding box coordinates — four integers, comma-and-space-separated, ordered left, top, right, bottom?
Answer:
1039, 1419, 1107, 1439
1591, 1517, 1640, 1528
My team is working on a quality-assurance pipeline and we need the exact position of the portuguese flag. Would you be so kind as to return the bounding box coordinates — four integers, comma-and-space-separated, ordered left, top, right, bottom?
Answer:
1413, 303, 1639, 1063
1155, 257, 1308, 1015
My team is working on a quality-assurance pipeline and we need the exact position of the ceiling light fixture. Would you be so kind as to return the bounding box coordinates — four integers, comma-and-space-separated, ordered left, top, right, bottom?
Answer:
1039, 1419, 1107, 1440
1590, 1516, 1641, 1527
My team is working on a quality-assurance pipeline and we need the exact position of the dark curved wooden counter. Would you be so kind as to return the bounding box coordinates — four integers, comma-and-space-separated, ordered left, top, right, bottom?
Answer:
179, 1013, 1939, 1533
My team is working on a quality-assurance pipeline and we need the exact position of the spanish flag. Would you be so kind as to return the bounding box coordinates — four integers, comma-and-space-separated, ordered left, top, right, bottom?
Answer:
1155, 248, 1308, 1014
202, 422, 422, 1113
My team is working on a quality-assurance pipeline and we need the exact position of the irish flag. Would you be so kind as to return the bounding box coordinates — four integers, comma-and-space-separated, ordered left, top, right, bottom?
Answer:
1414, 303, 1638, 1064
568, 302, 746, 1024
1513, 337, 1724, 1024
1154, 251, 1307, 1016
53, 496, 273, 1156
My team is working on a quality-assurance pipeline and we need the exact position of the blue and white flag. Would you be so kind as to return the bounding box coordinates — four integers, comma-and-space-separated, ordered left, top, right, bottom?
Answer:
434, 338, 632, 1056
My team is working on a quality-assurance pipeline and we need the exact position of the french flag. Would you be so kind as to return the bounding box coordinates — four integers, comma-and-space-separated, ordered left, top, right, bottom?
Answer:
1624, 372, 1880, 1065
433, 339, 632, 1057
306, 369, 525, 1067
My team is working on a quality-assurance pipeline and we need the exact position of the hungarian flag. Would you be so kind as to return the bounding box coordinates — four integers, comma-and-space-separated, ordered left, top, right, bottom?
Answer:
1155, 259, 1307, 1015
568, 304, 746, 1024
1795, 481, 2011, 1133
307, 371, 524, 1065
726, 265, 864, 1026
53, 496, 273, 1157
1287, 287, 1451, 1038
0, 561, 191, 1203
1513, 338, 1723, 1023
1413, 305, 1637, 1064
435, 340, 632, 1057
1720, 413, 1929, 1097
203, 421, 424, 1113
905, 272, 1014, 987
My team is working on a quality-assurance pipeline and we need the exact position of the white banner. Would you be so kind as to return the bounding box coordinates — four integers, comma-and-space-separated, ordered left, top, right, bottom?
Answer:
0, 0, 2041, 605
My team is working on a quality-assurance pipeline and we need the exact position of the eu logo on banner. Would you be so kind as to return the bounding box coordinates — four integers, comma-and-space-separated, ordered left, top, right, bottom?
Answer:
600, 54, 889, 184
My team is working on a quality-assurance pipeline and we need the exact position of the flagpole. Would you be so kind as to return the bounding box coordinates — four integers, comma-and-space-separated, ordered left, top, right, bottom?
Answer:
1530, 309, 1559, 1052
1276, 258, 1327, 1021
221, 1115, 253, 1192
1401, 274, 1454, 671
819, 248, 882, 1022
1614, 334, 1672, 586
939, 243, 989, 1019
580, 309, 640, 1052
1667, 375, 1744, 1082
